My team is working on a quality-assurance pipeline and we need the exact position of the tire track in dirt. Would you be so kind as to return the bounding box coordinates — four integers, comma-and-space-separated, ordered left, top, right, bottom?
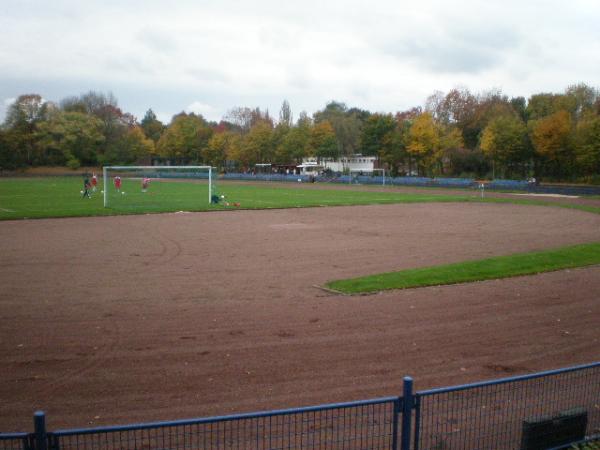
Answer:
143, 233, 182, 267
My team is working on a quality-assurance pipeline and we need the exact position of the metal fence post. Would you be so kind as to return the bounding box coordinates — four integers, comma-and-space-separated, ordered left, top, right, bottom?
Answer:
34, 411, 48, 450
401, 377, 414, 450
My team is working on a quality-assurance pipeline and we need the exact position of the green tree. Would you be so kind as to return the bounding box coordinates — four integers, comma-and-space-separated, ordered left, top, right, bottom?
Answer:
574, 114, 600, 177
239, 121, 274, 168
360, 114, 396, 156
3, 94, 52, 165
565, 83, 599, 119
141, 109, 165, 143
156, 113, 213, 163
445, 148, 489, 178
35, 111, 105, 167
278, 100, 293, 127
480, 115, 529, 178
103, 126, 154, 164
510, 97, 527, 122
526, 93, 576, 121
296, 111, 312, 128
272, 122, 291, 164
313, 101, 363, 158
276, 123, 311, 164
360, 113, 402, 173
0, 128, 22, 169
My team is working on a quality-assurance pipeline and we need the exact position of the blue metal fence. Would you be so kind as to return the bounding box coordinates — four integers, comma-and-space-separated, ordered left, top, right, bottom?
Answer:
216, 172, 600, 195
0, 432, 32, 450
49, 397, 400, 450
413, 362, 600, 450
2, 362, 598, 450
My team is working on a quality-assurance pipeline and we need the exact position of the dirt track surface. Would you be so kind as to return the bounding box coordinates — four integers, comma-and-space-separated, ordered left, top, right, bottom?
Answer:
1, 201, 600, 431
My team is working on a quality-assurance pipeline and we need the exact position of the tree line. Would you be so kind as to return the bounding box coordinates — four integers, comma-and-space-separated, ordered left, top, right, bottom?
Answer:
1, 84, 599, 182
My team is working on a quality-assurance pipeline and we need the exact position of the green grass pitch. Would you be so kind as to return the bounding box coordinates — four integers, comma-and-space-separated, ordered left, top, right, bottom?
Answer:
0, 177, 476, 220
1, 177, 599, 221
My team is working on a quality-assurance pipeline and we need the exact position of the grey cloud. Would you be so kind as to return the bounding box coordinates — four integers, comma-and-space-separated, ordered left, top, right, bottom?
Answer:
103, 55, 159, 77
185, 67, 230, 84
136, 29, 179, 54
383, 25, 521, 74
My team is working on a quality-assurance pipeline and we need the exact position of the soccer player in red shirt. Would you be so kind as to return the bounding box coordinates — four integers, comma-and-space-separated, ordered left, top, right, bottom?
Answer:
91, 173, 98, 192
114, 176, 122, 192
141, 177, 150, 192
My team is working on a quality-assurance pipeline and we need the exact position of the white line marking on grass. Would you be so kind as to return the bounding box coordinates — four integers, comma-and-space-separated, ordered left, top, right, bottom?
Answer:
0, 208, 15, 212
511, 193, 580, 198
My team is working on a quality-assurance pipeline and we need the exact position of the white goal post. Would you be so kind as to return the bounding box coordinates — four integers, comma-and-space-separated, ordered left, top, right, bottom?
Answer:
349, 168, 386, 186
102, 166, 213, 207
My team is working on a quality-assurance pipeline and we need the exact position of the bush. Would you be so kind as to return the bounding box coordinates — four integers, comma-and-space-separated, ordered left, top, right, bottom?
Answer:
66, 157, 81, 170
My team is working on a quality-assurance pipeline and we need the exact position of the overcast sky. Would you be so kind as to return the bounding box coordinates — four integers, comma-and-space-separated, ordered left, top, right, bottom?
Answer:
1, 0, 599, 124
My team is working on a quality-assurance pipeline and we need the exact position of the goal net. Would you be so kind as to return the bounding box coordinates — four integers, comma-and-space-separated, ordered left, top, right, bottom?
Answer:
255, 163, 272, 181
349, 168, 386, 186
103, 166, 214, 211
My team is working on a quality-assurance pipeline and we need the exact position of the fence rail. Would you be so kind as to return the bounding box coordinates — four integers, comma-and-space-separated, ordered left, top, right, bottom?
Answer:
2, 362, 598, 450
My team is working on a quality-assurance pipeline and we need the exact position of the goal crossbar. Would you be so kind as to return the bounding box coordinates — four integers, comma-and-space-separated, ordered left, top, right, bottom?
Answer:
103, 165, 213, 207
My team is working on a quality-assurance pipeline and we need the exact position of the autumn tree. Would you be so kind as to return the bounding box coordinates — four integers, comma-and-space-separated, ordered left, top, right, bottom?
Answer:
205, 131, 241, 169
395, 108, 421, 175
530, 110, 574, 178
205, 132, 228, 169
225, 107, 273, 134
406, 112, 440, 175
426, 87, 478, 149
310, 121, 338, 161
426, 87, 477, 126
462, 90, 515, 150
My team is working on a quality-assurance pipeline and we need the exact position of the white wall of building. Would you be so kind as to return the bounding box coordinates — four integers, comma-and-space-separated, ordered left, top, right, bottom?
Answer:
302, 156, 377, 173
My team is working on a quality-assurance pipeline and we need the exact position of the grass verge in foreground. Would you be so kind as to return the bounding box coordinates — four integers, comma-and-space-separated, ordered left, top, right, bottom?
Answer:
326, 242, 600, 294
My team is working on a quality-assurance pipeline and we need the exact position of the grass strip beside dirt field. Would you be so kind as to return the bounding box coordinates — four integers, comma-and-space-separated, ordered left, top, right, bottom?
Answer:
326, 242, 600, 294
